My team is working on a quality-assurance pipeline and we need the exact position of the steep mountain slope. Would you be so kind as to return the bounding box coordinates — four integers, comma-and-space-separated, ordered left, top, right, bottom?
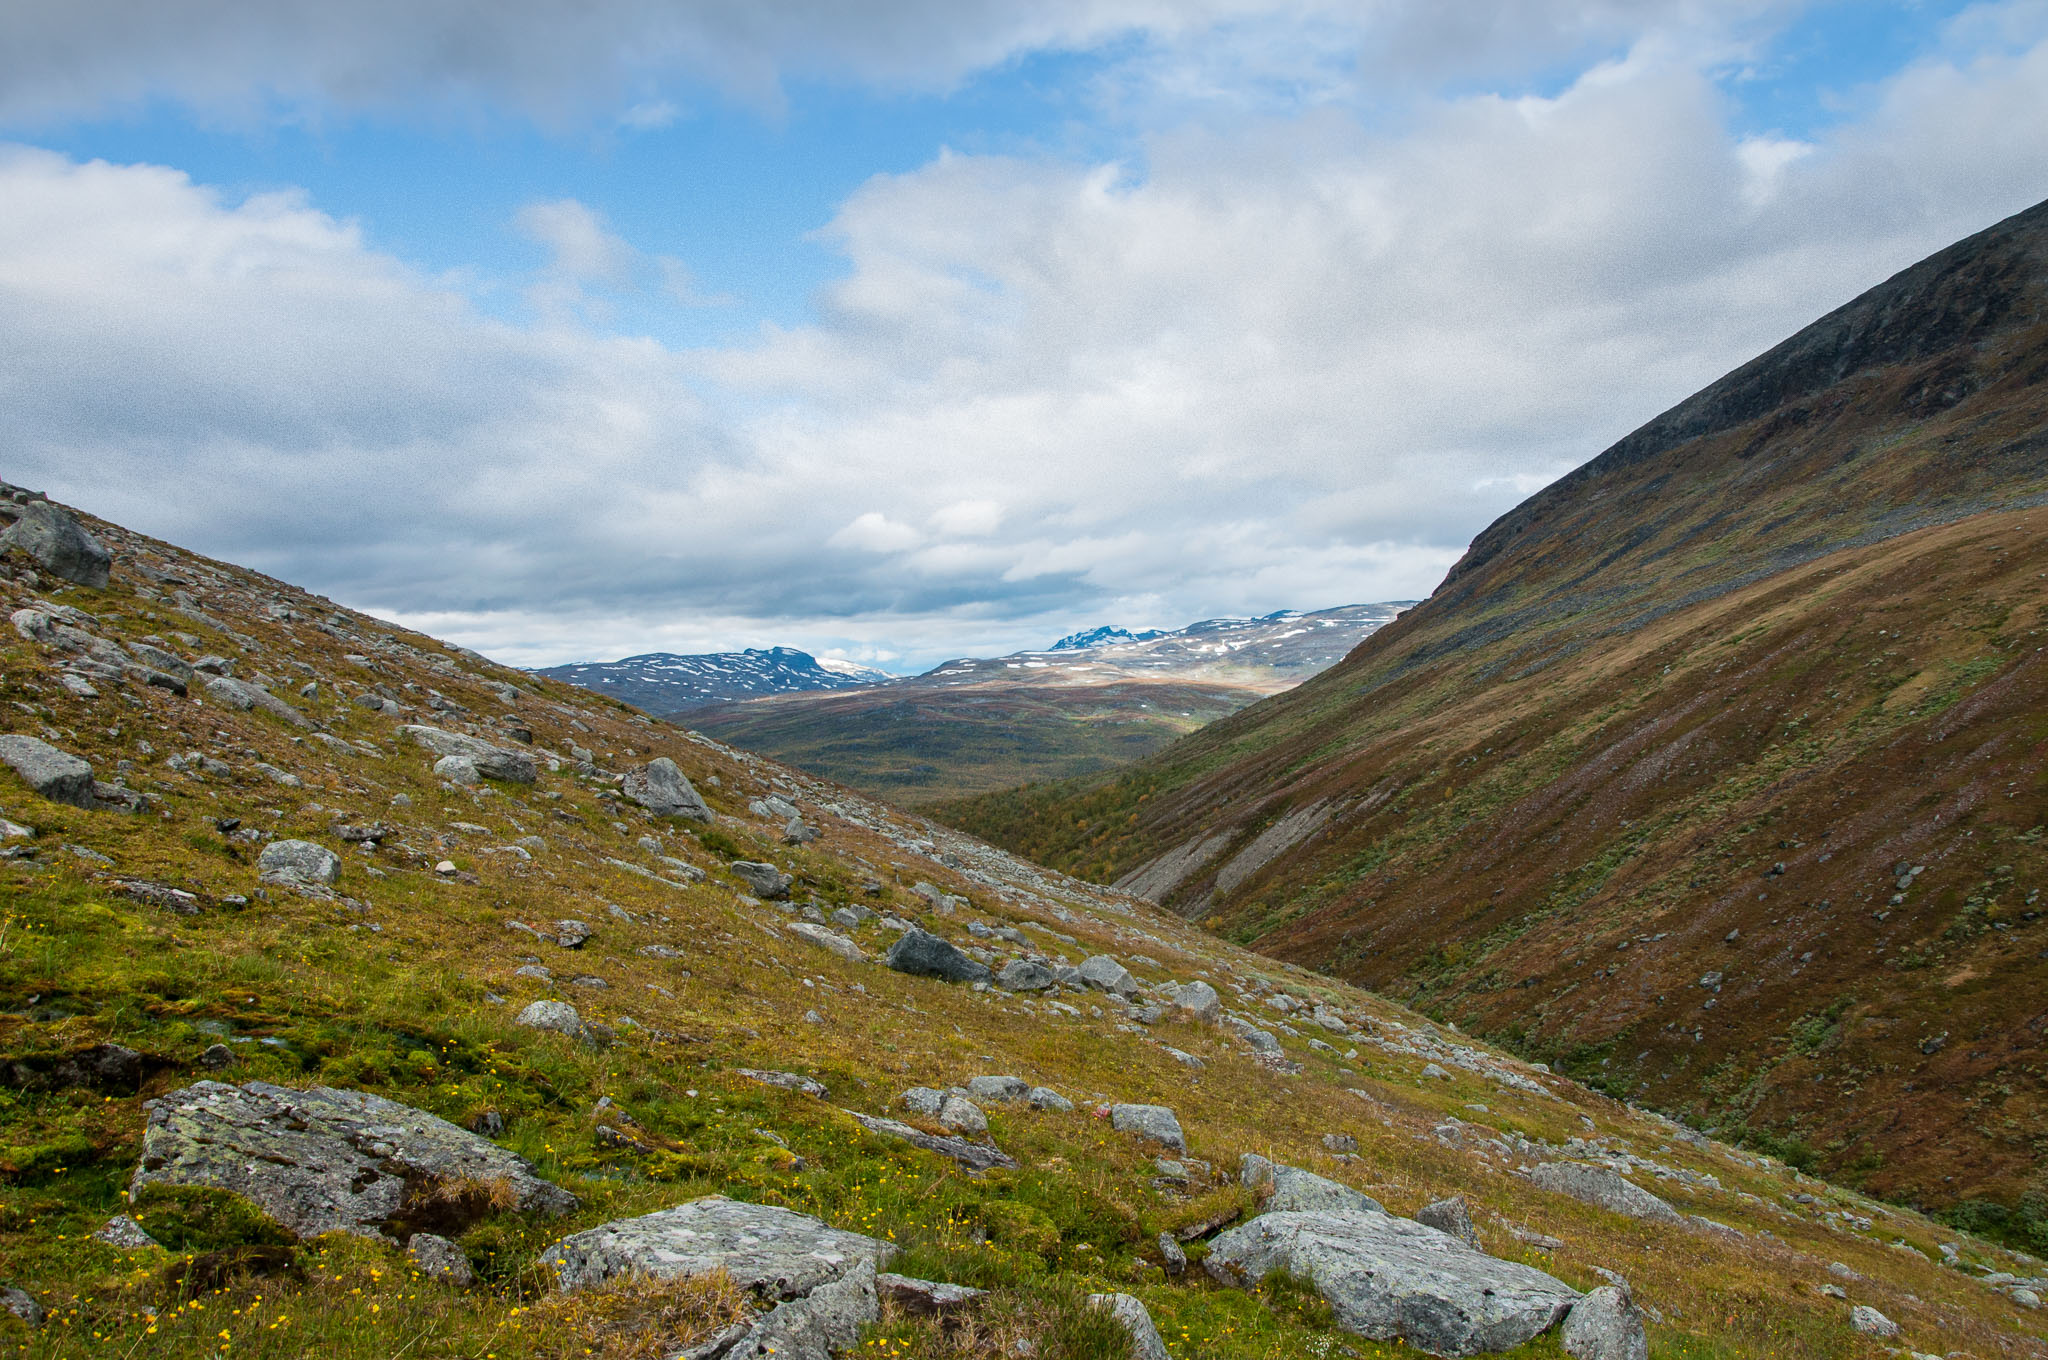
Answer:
938, 197, 2048, 1231
686, 605, 1409, 806
2, 493, 2040, 1357
536, 646, 889, 713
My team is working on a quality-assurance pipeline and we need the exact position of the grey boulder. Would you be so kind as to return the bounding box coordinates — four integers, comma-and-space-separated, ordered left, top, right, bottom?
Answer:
0, 501, 111, 588
1110, 1103, 1185, 1153
847, 1111, 1015, 1173
408, 1232, 476, 1287
400, 725, 535, 783
1528, 1163, 1682, 1225
622, 757, 714, 822
963, 1076, 1030, 1102
884, 928, 990, 984
131, 1081, 576, 1241
257, 839, 341, 887
93, 1215, 160, 1249
1026, 1086, 1075, 1112
515, 1000, 593, 1043
994, 959, 1055, 991
787, 922, 863, 961
1241, 1153, 1383, 1214
728, 1257, 878, 1360
204, 676, 313, 729
1849, 1304, 1898, 1338
0, 735, 93, 808
1208, 1210, 1580, 1358
1561, 1285, 1648, 1360
1090, 1292, 1170, 1360
545, 1196, 893, 1296
1077, 954, 1139, 998
901, 1087, 986, 1134
877, 1272, 985, 1316
731, 861, 793, 900
1172, 980, 1223, 1022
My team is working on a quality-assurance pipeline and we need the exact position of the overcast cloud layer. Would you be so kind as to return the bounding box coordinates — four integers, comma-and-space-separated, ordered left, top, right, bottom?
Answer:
7, 2, 2048, 669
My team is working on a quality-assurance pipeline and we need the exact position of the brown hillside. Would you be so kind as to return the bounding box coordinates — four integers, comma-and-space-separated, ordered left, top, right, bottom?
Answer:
935, 196, 2048, 1230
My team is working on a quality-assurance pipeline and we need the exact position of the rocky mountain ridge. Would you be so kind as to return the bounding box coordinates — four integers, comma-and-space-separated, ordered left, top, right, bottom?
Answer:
536, 646, 890, 714
0, 488, 2038, 1356
936, 196, 2048, 1238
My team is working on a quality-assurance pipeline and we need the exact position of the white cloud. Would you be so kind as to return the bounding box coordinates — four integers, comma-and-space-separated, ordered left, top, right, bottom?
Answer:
4, 10, 2048, 671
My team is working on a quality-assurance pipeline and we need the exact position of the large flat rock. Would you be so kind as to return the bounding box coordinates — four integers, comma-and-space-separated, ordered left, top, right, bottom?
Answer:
1528, 1162, 1683, 1225
1207, 1210, 1579, 1358
131, 1081, 575, 1240
545, 1196, 895, 1296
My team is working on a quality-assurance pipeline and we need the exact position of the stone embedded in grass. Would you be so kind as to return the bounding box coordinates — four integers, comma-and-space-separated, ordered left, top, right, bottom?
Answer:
204, 675, 312, 729
876, 1272, 985, 1316
401, 724, 536, 783
1110, 1103, 1185, 1153
257, 839, 341, 887
544, 1195, 893, 1295
883, 927, 991, 984
516, 999, 591, 1042
731, 860, 793, 899
131, 1081, 576, 1241
846, 1111, 1017, 1173
0, 1286, 43, 1325
1528, 1162, 1683, 1226
1849, 1304, 1899, 1338
737, 1069, 828, 1098
1240, 1153, 1382, 1214
1026, 1086, 1075, 1111
1090, 1292, 1170, 1360
1173, 980, 1223, 1021
963, 1075, 1030, 1102
787, 921, 863, 961
994, 958, 1054, 991
1560, 1285, 1648, 1360
93, 1215, 159, 1250
407, 1232, 474, 1287
1208, 1209, 1580, 1358
901, 1087, 986, 1133
0, 734, 93, 808
622, 757, 714, 822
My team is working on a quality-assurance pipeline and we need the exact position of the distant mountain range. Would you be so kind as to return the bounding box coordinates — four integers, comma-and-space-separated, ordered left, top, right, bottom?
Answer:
532, 645, 889, 714
681, 603, 1412, 804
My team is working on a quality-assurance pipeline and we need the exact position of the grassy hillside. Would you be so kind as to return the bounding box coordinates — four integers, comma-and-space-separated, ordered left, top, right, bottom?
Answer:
687, 679, 1253, 807
935, 198, 2048, 1230
0, 501, 2039, 1358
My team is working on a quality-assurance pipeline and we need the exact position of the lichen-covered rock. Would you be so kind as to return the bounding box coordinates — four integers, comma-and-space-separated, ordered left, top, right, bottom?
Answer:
130, 1081, 576, 1241
847, 1111, 1015, 1173
1110, 1103, 1185, 1153
515, 1000, 593, 1043
1240, 1153, 1383, 1214
400, 725, 535, 782
1090, 1292, 1170, 1360
1849, 1304, 1899, 1338
994, 959, 1055, 991
1415, 1196, 1480, 1249
730, 860, 793, 900
728, 1257, 879, 1360
257, 839, 341, 887
1173, 980, 1223, 1021
622, 757, 714, 822
1077, 955, 1139, 997
544, 1196, 893, 1295
408, 1232, 476, 1287
877, 1273, 985, 1316
1528, 1163, 1682, 1225
92, 1216, 159, 1250
884, 928, 990, 984
964, 1076, 1030, 1102
204, 676, 313, 729
1561, 1285, 1649, 1360
787, 921, 862, 961
0, 501, 111, 588
1207, 1210, 1580, 1358
0, 735, 93, 809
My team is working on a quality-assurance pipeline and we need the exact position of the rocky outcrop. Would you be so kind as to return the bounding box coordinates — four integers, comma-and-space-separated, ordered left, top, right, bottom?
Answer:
884, 928, 990, 984
1528, 1163, 1682, 1225
0, 501, 111, 588
1207, 1210, 1580, 1358
846, 1111, 1015, 1173
622, 757, 714, 822
0, 735, 93, 808
400, 725, 536, 783
1240, 1153, 1383, 1214
131, 1081, 576, 1240
545, 1196, 893, 1296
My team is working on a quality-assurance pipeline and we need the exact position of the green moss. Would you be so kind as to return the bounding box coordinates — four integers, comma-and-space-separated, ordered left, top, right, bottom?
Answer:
130, 1185, 295, 1252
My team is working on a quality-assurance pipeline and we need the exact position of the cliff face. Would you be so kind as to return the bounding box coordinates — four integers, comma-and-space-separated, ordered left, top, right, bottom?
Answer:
939, 197, 2048, 1225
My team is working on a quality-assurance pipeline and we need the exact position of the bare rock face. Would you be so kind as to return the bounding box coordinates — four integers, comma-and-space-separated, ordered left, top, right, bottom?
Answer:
131, 1081, 577, 1241
622, 757, 714, 822
0, 501, 111, 588
1207, 1209, 1580, 1358
1527, 1163, 1682, 1225
544, 1196, 894, 1296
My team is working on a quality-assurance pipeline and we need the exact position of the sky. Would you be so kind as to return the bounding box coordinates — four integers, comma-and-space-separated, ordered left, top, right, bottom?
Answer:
6, 1, 2048, 673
